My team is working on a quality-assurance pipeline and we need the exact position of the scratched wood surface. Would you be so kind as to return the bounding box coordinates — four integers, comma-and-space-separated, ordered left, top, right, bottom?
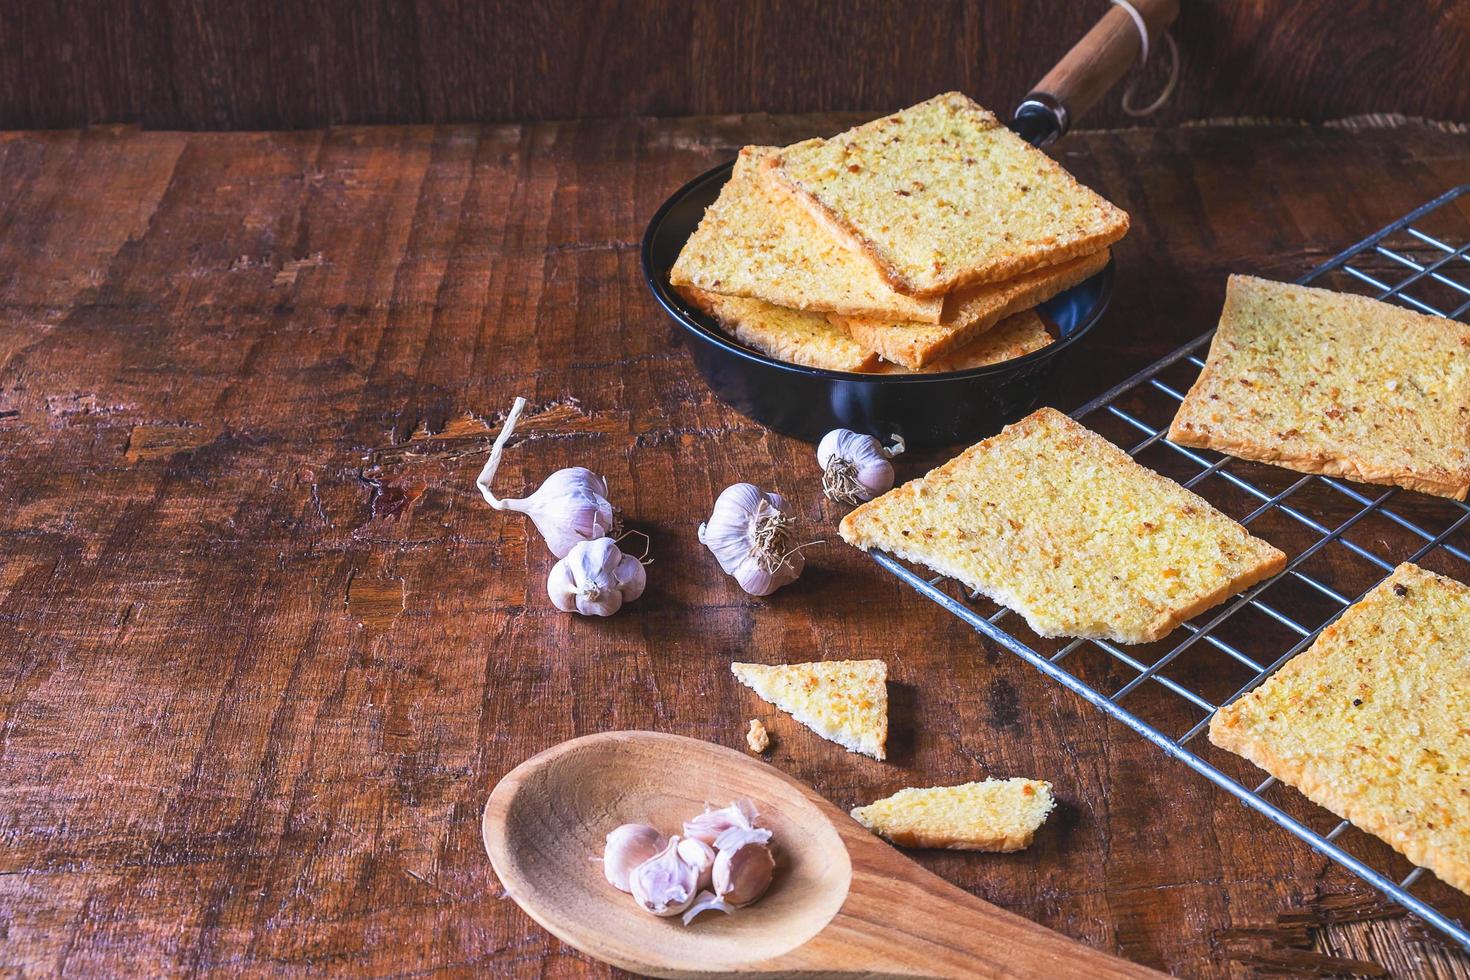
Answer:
0, 118, 1468, 978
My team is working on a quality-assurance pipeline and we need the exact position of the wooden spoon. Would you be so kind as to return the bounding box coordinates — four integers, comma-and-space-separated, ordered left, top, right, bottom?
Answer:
483, 731, 1159, 978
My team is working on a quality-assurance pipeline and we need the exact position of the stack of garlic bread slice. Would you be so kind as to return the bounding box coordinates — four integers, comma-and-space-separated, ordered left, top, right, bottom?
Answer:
670, 93, 1124, 373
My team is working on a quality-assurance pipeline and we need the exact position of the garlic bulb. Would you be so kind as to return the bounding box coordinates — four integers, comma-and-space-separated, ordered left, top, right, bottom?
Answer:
817, 428, 905, 503
547, 537, 646, 616
629, 835, 699, 917
676, 837, 716, 892
698, 484, 808, 596
477, 396, 619, 557
712, 826, 775, 907
602, 823, 666, 893
682, 798, 759, 846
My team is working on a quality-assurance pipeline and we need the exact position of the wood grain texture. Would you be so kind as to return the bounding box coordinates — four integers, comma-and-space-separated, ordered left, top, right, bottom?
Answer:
0, 117, 1467, 978
0, 1, 1467, 129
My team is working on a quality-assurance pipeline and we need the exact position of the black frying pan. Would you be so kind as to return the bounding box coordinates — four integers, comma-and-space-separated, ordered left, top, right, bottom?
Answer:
642, 0, 1178, 447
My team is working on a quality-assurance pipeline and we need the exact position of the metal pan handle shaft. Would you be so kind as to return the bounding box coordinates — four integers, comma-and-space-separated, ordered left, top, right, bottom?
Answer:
1013, 0, 1179, 146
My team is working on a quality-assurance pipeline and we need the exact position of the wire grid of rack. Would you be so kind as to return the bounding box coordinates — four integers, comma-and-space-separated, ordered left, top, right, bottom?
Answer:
872, 184, 1470, 950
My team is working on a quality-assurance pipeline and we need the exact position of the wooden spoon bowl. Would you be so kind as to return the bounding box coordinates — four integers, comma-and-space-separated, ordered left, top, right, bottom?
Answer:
484, 731, 1158, 978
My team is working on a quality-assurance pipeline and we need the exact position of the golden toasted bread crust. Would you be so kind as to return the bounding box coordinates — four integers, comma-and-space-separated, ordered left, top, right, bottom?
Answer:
1169, 275, 1470, 500
836, 248, 1108, 368
766, 93, 1128, 297
669, 146, 944, 322
872, 310, 1052, 374
677, 285, 880, 372
840, 408, 1285, 644
1210, 564, 1470, 895
850, 779, 1055, 852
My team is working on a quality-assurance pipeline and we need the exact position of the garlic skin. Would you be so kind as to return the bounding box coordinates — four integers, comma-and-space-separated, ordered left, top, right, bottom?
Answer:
602, 823, 666, 893
817, 429, 903, 503
698, 484, 805, 596
712, 826, 776, 907
476, 396, 619, 557
547, 538, 646, 616
682, 798, 760, 846
681, 889, 734, 925
629, 835, 699, 917
676, 837, 716, 892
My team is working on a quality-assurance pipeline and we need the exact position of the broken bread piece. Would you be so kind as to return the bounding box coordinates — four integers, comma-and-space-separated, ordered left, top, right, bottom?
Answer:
851, 779, 1055, 851
840, 408, 1286, 644
1169, 275, 1470, 500
678, 286, 880, 372
731, 660, 887, 760
873, 309, 1052, 373
670, 146, 944, 323
766, 92, 1128, 296
839, 249, 1107, 369
1210, 563, 1470, 896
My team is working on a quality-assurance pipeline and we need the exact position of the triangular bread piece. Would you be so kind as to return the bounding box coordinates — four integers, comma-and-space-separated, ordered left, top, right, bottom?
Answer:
730, 660, 887, 759
767, 92, 1128, 296
836, 248, 1107, 369
670, 147, 944, 324
851, 779, 1055, 851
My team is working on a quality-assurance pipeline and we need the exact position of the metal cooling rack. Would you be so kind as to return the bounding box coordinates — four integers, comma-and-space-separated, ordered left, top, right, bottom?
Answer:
872, 184, 1470, 951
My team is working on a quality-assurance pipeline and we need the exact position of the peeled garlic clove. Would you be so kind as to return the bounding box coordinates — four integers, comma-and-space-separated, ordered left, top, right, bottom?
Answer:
547, 537, 645, 616
681, 889, 734, 925
476, 397, 619, 558
629, 835, 699, 917
817, 428, 902, 503
698, 484, 807, 596
602, 823, 666, 893
712, 831, 775, 907
676, 837, 716, 892
682, 798, 760, 846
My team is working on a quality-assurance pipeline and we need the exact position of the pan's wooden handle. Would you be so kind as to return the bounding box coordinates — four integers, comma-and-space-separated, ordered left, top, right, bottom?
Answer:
1015, 0, 1179, 144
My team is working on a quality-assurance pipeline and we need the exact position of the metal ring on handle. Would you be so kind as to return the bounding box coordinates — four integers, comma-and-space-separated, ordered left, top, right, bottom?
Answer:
1109, 0, 1180, 117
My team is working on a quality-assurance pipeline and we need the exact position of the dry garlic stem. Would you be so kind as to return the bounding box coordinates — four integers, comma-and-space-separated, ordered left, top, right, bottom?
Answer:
629, 835, 699, 917
546, 537, 646, 616
698, 484, 813, 596
602, 823, 666, 893
817, 429, 905, 504
476, 396, 619, 557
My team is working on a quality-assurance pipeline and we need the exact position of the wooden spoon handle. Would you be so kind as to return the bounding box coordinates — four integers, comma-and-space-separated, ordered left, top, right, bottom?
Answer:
770, 808, 1163, 978
1015, 0, 1179, 143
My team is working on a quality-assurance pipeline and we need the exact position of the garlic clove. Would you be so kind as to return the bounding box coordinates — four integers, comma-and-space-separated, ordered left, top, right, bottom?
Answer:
699, 484, 808, 596
476, 397, 620, 558
515, 467, 619, 558
712, 836, 775, 907
682, 798, 760, 846
629, 835, 699, 917
546, 537, 644, 616
817, 428, 900, 504
675, 836, 716, 892
602, 823, 666, 893
681, 889, 734, 926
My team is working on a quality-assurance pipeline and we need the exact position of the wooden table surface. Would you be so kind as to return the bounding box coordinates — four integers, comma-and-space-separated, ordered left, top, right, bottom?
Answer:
1, 115, 1468, 978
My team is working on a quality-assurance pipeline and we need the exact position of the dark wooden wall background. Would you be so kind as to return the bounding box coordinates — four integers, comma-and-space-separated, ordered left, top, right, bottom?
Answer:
2, 0, 1467, 131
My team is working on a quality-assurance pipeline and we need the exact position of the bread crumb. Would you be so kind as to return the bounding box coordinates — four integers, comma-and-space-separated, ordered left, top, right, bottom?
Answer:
746, 718, 770, 753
